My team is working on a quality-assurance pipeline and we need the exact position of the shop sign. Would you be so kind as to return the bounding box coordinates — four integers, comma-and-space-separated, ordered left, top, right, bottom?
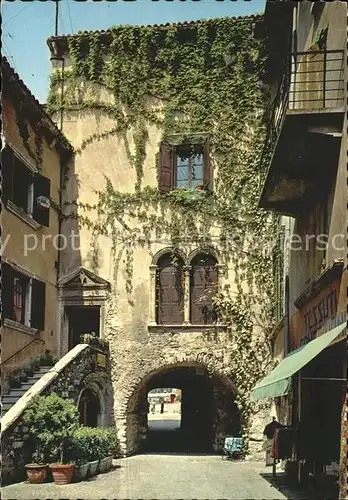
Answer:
96, 353, 106, 368
299, 286, 338, 346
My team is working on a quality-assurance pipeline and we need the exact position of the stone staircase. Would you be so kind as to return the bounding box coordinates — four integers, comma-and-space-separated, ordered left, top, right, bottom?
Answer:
1, 366, 53, 417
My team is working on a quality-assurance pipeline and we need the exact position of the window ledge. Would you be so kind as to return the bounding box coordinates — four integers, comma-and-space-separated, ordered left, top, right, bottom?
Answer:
6, 201, 41, 230
148, 324, 228, 334
3, 318, 39, 336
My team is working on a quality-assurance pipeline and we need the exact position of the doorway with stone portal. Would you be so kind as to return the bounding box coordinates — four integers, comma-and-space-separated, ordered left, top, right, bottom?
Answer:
125, 362, 241, 456
78, 388, 101, 428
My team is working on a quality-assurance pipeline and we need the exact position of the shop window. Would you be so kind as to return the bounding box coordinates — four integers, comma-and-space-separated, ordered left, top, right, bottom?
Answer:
2, 146, 51, 227
190, 254, 218, 325
2, 262, 46, 330
158, 139, 211, 192
156, 254, 184, 325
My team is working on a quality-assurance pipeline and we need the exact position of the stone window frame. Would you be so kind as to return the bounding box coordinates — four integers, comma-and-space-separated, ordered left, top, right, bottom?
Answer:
148, 246, 226, 330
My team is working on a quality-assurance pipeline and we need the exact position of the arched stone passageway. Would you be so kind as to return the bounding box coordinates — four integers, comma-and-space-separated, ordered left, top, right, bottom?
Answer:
125, 362, 241, 455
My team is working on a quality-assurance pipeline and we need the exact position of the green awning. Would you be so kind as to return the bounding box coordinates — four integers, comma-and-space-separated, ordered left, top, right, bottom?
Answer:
251, 323, 346, 401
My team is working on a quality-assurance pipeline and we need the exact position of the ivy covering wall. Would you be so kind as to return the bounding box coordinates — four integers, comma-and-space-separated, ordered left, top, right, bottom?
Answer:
48, 16, 277, 447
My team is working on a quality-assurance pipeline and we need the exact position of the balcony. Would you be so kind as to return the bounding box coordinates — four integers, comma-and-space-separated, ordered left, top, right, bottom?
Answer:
259, 49, 345, 216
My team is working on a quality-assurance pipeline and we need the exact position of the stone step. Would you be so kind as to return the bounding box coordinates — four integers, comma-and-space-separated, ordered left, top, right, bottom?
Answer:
26, 374, 46, 383
2, 395, 21, 404
8, 388, 28, 398
36, 366, 53, 373
18, 382, 34, 391
2, 402, 13, 410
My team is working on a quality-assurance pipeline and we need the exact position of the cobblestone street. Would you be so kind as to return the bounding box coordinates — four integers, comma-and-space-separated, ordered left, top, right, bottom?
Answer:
2, 454, 313, 500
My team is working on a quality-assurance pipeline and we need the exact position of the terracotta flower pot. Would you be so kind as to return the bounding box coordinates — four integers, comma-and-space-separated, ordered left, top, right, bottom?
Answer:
49, 464, 75, 485
25, 464, 48, 484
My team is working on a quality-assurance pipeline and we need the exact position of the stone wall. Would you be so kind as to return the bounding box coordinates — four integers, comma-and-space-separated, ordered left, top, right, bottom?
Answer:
105, 327, 270, 459
1, 343, 114, 485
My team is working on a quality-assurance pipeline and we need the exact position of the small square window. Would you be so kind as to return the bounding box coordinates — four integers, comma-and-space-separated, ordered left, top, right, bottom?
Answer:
158, 138, 211, 192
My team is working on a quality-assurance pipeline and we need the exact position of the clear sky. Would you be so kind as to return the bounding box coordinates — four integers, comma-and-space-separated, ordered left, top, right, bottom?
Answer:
2, 0, 266, 104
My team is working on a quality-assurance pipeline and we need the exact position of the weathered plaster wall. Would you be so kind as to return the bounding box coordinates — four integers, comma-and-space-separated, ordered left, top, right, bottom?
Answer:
2, 97, 62, 385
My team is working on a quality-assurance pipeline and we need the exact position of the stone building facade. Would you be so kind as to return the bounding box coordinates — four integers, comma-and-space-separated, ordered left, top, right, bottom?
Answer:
1, 56, 73, 392
255, 1, 347, 497
46, 17, 275, 458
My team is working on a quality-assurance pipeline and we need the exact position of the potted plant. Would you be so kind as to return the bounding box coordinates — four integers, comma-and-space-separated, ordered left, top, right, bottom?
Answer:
25, 446, 49, 484
9, 372, 22, 389
23, 364, 35, 378
96, 429, 112, 474
68, 431, 90, 482
23, 393, 79, 485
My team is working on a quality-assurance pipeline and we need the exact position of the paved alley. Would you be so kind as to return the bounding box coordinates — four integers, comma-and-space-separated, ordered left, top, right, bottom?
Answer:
2, 454, 311, 500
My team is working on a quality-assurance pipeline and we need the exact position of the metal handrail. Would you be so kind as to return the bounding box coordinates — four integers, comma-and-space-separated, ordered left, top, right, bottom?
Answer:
1, 337, 45, 365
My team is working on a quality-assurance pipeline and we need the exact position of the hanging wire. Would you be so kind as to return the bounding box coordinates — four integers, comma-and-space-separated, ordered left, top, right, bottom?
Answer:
3, 4, 30, 27
58, 1, 66, 35
66, 0, 74, 34
3, 37, 17, 69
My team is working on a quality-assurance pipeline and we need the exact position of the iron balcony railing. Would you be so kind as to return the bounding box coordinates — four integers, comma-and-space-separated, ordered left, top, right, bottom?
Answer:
259, 49, 345, 187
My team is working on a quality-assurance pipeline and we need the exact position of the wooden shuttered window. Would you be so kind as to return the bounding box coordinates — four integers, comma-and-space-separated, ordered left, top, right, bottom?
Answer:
158, 138, 212, 192
31, 278, 46, 330
156, 254, 184, 325
33, 173, 51, 227
0, 262, 46, 330
158, 142, 174, 191
1, 263, 14, 322
190, 254, 218, 325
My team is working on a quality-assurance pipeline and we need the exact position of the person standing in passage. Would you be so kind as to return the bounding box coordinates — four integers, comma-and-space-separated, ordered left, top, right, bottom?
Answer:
160, 398, 164, 414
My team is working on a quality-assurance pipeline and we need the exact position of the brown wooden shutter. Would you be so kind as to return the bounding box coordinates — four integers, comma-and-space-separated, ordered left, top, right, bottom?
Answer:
203, 137, 212, 191
1, 146, 14, 203
33, 173, 51, 227
31, 278, 46, 330
158, 142, 174, 191
190, 254, 218, 325
156, 255, 184, 324
1, 263, 14, 322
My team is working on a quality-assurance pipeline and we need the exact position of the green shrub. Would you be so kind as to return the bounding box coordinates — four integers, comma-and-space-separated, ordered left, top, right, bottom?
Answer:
9, 372, 21, 389
68, 427, 119, 464
20, 371, 29, 382
38, 349, 55, 366
22, 393, 80, 464
23, 365, 35, 377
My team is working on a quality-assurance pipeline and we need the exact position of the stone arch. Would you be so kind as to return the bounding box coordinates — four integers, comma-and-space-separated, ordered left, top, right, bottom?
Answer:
78, 372, 115, 428
187, 246, 220, 265
151, 246, 186, 266
123, 359, 241, 456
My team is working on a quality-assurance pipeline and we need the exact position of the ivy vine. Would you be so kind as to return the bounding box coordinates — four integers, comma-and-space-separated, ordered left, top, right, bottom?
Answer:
48, 17, 278, 446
